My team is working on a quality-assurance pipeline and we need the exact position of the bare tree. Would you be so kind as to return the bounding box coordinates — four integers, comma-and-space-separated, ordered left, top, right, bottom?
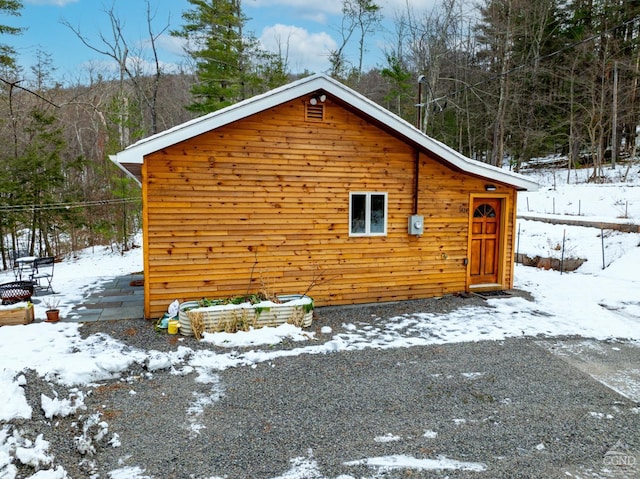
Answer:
328, 8, 357, 79
476, 0, 514, 166
345, 0, 382, 78
62, 0, 169, 139
403, 0, 465, 133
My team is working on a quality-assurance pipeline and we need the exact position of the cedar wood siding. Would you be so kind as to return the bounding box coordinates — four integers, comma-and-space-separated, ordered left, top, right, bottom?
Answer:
142, 96, 517, 318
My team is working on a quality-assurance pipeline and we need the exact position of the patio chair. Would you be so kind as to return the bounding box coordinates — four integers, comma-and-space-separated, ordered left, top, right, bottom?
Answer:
31, 256, 55, 293
0, 281, 34, 305
12, 256, 37, 281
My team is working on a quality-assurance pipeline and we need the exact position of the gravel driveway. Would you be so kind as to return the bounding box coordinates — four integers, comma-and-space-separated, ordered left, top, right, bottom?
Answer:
16, 295, 640, 478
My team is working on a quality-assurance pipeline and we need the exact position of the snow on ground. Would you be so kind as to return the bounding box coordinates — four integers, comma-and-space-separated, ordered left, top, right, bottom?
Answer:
1, 163, 640, 478
0, 239, 144, 321
519, 162, 640, 219
517, 164, 640, 268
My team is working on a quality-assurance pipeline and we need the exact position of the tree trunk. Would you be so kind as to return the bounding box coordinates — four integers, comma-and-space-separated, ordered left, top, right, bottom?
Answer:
490, 1, 512, 167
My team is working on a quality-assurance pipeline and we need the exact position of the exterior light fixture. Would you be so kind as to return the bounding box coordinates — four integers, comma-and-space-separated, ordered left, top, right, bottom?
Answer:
485, 184, 497, 191
309, 94, 327, 106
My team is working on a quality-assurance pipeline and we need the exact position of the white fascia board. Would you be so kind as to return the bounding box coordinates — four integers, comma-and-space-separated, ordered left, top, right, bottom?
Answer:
109, 154, 142, 186
112, 73, 538, 192
111, 74, 330, 166
318, 77, 539, 192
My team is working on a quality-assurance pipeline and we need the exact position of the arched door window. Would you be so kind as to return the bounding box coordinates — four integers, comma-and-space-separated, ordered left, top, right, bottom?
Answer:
473, 203, 496, 218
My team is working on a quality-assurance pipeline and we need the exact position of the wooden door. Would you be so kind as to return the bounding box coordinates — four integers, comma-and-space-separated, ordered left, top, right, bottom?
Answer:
470, 198, 501, 285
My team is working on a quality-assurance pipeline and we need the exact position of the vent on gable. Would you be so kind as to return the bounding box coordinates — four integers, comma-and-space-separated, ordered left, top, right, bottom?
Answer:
306, 102, 325, 121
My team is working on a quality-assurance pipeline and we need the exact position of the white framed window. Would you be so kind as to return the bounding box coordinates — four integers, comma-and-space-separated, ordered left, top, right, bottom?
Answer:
349, 192, 387, 236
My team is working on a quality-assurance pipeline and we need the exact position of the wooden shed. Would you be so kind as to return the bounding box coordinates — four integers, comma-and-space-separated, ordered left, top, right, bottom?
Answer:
111, 74, 538, 319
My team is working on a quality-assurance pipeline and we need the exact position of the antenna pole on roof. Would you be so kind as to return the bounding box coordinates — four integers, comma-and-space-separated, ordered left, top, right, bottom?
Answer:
416, 75, 426, 130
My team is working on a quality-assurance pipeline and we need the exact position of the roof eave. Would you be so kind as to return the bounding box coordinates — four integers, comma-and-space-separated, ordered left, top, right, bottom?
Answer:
111, 74, 334, 166
111, 74, 539, 192
109, 155, 142, 186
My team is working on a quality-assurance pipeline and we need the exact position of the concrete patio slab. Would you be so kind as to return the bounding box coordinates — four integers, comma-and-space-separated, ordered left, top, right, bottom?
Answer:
66, 273, 145, 322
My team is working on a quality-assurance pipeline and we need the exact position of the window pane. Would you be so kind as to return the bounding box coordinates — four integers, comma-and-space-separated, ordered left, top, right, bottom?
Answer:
473, 204, 496, 218
370, 194, 385, 233
351, 194, 366, 233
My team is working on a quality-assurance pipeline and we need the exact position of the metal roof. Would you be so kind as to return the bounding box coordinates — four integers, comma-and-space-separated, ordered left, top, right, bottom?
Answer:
110, 74, 538, 191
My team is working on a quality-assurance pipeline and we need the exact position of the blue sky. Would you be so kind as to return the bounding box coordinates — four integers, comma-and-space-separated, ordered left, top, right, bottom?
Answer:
7, 0, 438, 85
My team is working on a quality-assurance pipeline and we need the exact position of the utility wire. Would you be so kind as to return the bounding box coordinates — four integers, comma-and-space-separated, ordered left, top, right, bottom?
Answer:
0, 197, 140, 213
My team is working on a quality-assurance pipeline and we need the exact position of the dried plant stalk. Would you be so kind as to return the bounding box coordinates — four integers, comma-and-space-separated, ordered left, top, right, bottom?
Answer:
204, 308, 257, 333
287, 307, 305, 327
187, 311, 205, 340
187, 296, 312, 339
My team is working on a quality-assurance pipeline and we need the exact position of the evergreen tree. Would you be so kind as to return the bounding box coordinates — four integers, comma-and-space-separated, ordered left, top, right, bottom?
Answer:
12, 108, 65, 256
380, 53, 412, 118
0, 0, 23, 68
172, 0, 274, 113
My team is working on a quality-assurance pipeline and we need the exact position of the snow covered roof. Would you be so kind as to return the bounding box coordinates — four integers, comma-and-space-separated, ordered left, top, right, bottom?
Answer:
110, 74, 538, 191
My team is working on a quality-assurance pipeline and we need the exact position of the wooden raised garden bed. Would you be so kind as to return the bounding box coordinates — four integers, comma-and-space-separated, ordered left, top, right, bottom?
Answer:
179, 294, 314, 338
0, 303, 34, 326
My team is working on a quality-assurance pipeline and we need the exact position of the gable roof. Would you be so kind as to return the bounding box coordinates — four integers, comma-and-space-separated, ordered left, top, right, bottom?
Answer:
111, 74, 538, 191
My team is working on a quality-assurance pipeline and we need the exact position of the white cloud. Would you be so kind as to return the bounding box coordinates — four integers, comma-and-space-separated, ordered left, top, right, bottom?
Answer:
259, 24, 336, 74
125, 56, 186, 75
246, 0, 342, 17
381, 0, 440, 12
152, 33, 188, 57
246, 0, 440, 19
25, 0, 79, 6
77, 56, 185, 81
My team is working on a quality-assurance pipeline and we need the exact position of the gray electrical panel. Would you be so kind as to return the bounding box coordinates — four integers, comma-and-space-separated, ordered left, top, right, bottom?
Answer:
408, 215, 424, 235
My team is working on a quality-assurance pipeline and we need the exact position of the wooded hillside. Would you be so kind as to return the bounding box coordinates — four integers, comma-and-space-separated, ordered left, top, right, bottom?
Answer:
0, 0, 638, 267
